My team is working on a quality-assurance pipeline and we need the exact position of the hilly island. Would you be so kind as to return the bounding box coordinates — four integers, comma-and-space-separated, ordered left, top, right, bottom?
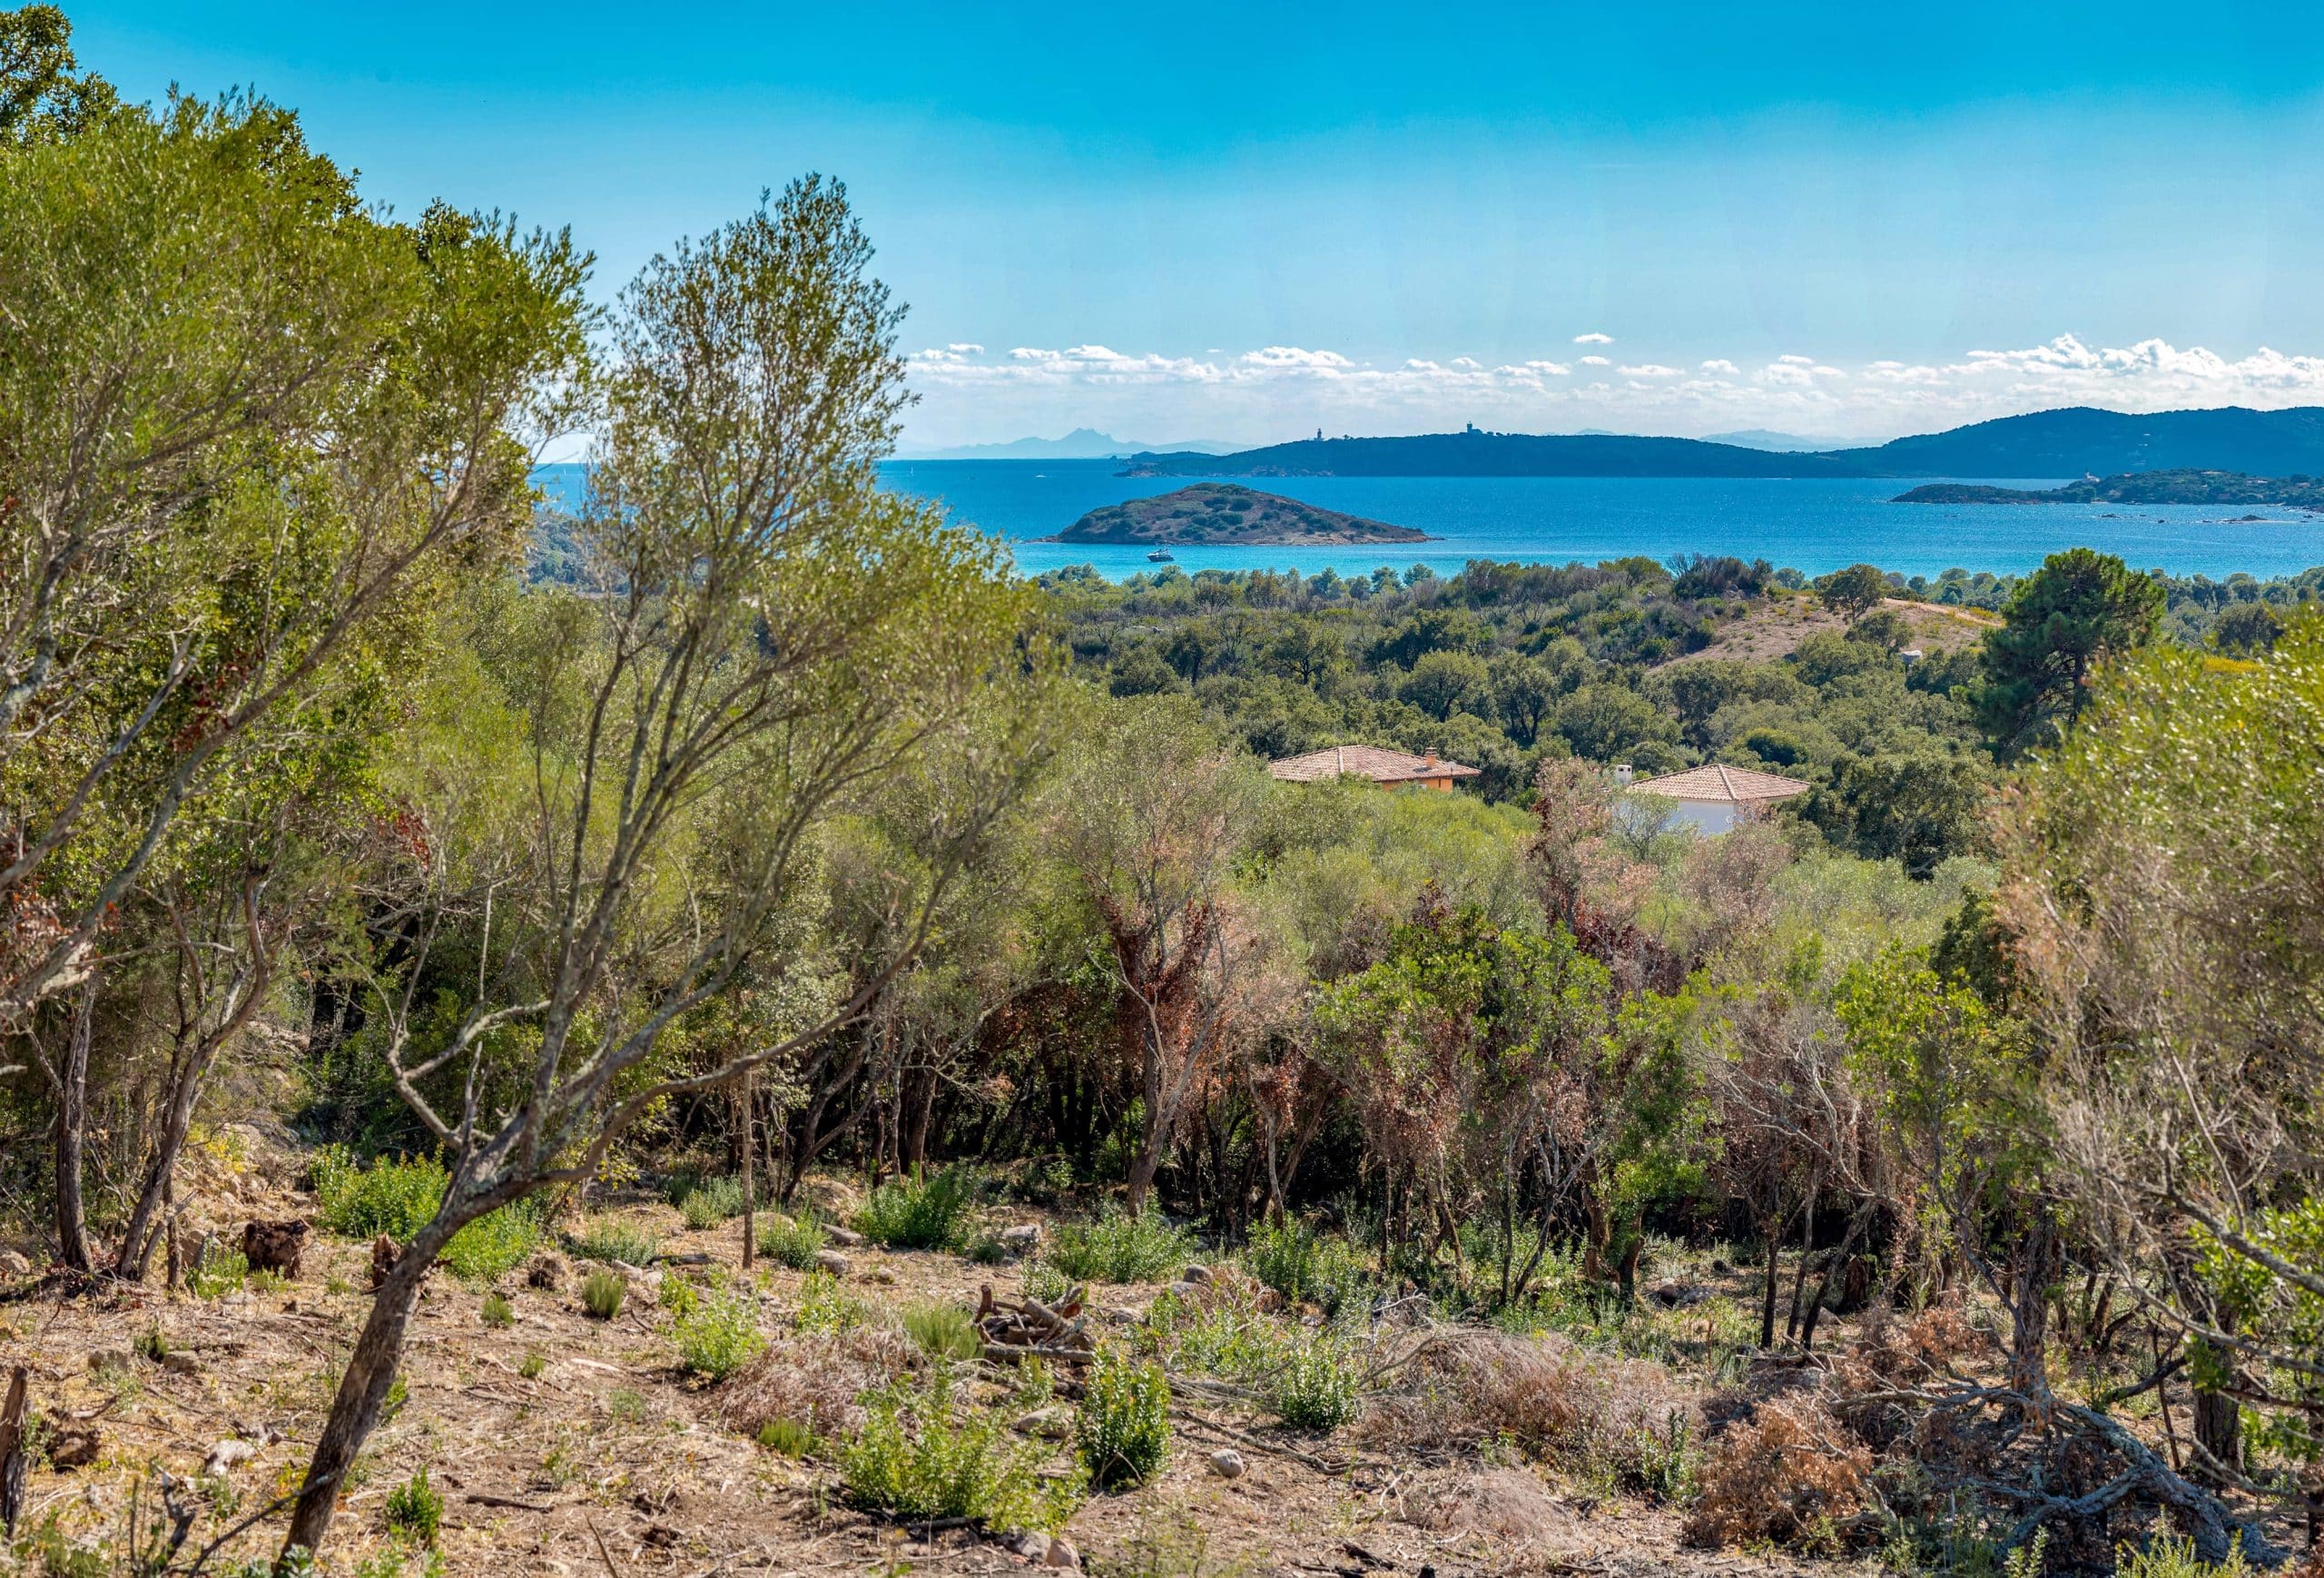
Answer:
1894, 468, 2324, 508
1040, 483, 1433, 545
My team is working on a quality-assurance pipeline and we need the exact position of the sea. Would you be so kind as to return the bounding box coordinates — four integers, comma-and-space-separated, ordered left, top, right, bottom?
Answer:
531, 460, 2324, 583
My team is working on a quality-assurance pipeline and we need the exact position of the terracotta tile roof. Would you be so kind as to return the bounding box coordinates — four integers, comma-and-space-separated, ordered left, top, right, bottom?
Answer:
1268, 744, 1482, 784
1629, 763, 1810, 804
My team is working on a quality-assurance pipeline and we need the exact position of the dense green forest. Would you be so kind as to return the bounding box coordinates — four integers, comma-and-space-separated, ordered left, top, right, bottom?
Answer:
4, 9, 2322, 1573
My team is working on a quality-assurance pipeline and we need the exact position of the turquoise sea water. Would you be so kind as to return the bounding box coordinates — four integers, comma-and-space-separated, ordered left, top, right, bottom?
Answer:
534, 460, 2324, 582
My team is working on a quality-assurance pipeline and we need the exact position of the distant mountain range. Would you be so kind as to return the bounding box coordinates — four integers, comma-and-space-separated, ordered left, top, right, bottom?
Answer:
897, 428, 1240, 460
1118, 406, 2324, 480
1894, 468, 2324, 508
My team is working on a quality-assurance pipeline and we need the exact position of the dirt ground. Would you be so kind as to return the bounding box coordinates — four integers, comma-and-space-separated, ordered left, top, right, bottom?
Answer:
0, 1132, 1875, 1578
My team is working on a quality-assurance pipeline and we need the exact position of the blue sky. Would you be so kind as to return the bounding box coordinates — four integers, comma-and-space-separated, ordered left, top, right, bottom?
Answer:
72, 2, 2324, 448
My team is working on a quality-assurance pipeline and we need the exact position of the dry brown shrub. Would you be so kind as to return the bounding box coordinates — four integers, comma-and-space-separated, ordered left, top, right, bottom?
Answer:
1361, 1331, 1697, 1494
715, 1325, 914, 1439
1831, 1298, 1987, 1396
1682, 1397, 1876, 1551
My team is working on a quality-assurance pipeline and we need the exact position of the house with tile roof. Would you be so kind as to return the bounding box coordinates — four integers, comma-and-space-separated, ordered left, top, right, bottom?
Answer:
1620, 762, 1809, 834
1267, 744, 1481, 792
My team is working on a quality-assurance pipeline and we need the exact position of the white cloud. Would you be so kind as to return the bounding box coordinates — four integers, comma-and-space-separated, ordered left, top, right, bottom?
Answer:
1572, 332, 1614, 345
901, 332, 2324, 451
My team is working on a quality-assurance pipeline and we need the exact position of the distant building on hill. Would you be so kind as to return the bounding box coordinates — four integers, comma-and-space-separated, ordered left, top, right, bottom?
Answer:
1618, 762, 1809, 835
1268, 745, 1481, 793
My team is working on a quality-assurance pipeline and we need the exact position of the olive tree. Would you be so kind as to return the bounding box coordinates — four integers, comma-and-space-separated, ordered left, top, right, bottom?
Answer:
281, 178, 1039, 1560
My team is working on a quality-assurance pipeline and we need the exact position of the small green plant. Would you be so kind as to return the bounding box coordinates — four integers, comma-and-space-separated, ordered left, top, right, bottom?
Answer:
582, 1268, 625, 1320
757, 1417, 815, 1456
571, 1217, 660, 1267
902, 1301, 983, 1362
189, 1243, 248, 1299
1049, 1206, 1198, 1285
478, 1292, 515, 1328
517, 1346, 547, 1380
1076, 1346, 1171, 1491
674, 1285, 767, 1380
2113, 1532, 2251, 1578
247, 1267, 289, 1296
659, 1270, 701, 1317
606, 1387, 647, 1425
1268, 1332, 1361, 1431
381, 1373, 410, 1424
134, 1324, 170, 1362
794, 1269, 866, 1334
854, 1167, 977, 1250
840, 1372, 1078, 1531
677, 1174, 747, 1229
1020, 1257, 1073, 1306
383, 1467, 442, 1544
758, 1212, 828, 1269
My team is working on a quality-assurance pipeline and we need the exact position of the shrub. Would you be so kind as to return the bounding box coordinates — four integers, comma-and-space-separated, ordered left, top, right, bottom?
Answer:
1020, 1257, 1073, 1306
1682, 1399, 1874, 1551
478, 1293, 514, 1329
1049, 1207, 1198, 1285
854, 1167, 977, 1250
570, 1217, 660, 1267
581, 1269, 625, 1320
383, 1468, 442, 1544
517, 1347, 547, 1380
189, 1243, 248, 1300
902, 1302, 983, 1363
757, 1213, 826, 1270
1270, 1333, 1362, 1431
439, 1200, 547, 1283
1245, 1219, 1374, 1317
677, 1174, 746, 1230
1076, 1346, 1170, 1492
674, 1286, 767, 1381
840, 1372, 1077, 1533
313, 1149, 446, 1241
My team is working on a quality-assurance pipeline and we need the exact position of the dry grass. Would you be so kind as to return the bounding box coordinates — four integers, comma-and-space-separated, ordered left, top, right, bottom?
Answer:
1362, 1329, 1698, 1495
714, 1324, 918, 1441
1683, 1397, 1876, 1552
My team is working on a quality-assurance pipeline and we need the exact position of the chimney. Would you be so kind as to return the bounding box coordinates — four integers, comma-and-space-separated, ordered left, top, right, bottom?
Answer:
1423, 749, 1439, 768
1612, 764, 1634, 788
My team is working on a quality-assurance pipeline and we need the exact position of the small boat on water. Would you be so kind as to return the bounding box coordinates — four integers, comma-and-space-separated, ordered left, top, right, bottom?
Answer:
1147, 548, 1175, 562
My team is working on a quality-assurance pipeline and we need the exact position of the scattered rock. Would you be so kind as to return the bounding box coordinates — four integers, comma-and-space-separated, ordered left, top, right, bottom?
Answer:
1709, 1257, 1733, 1277
527, 1251, 567, 1291
203, 1439, 254, 1476
812, 1249, 852, 1277
241, 1218, 310, 1279
1208, 1448, 1246, 1479
44, 1418, 99, 1470
1183, 1263, 1213, 1286
0, 1250, 31, 1277
1645, 1281, 1709, 1310
87, 1348, 133, 1375
1000, 1224, 1042, 1255
160, 1351, 203, 1377
823, 1225, 866, 1248
1014, 1407, 1071, 1440
1167, 1281, 1202, 1299
1043, 1534, 1080, 1570
1007, 1530, 1052, 1563
1100, 1306, 1140, 1326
